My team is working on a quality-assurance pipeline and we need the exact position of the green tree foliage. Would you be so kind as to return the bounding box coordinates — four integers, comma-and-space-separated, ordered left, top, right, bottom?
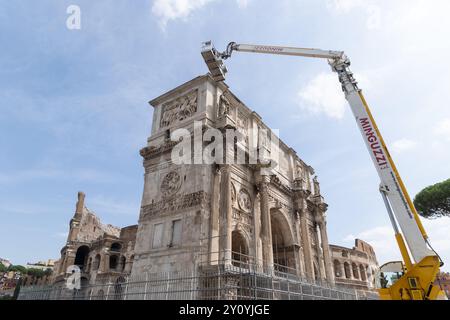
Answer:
7, 265, 27, 274
0, 263, 7, 272
44, 268, 53, 276
26, 268, 45, 278
414, 178, 450, 218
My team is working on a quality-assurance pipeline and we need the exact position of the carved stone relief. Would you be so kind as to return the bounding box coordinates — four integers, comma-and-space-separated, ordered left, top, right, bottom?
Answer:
238, 188, 252, 213
313, 176, 320, 195
218, 93, 231, 118
232, 209, 253, 235
141, 191, 208, 220
237, 111, 249, 143
161, 171, 182, 198
160, 89, 198, 128
231, 183, 236, 204
258, 126, 269, 148
295, 164, 303, 179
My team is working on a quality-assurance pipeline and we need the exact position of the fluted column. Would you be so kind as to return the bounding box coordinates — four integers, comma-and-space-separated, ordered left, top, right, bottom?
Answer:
253, 193, 263, 267
294, 213, 305, 278
318, 213, 335, 285
313, 222, 325, 280
259, 175, 273, 272
296, 194, 314, 281
208, 165, 221, 264
219, 165, 232, 264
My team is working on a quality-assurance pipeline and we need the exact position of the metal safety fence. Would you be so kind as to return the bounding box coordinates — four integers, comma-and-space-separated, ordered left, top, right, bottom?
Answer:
18, 263, 376, 300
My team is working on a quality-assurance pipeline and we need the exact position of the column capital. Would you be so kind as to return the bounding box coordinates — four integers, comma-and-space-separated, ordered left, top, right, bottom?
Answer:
213, 164, 222, 175
314, 213, 325, 226
218, 164, 232, 173
255, 173, 271, 189
293, 189, 311, 201
318, 202, 328, 213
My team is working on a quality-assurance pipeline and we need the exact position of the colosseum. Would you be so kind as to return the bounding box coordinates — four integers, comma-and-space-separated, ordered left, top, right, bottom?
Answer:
331, 240, 379, 291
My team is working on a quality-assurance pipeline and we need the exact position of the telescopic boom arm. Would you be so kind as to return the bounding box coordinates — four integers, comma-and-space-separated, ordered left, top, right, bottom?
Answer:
201, 41, 443, 300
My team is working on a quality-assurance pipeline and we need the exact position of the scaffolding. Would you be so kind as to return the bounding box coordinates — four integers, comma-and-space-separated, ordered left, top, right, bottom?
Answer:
18, 251, 377, 300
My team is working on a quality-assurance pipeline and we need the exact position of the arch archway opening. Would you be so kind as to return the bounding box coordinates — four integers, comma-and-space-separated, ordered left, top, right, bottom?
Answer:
120, 256, 127, 272
74, 246, 90, 271
232, 230, 249, 268
109, 255, 119, 270
87, 257, 92, 273
344, 262, 351, 279
313, 264, 319, 281
352, 263, 359, 279
111, 242, 121, 252
360, 265, 367, 281
270, 211, 295, 274
333, 260, 342, 278
114, 276, 126, 300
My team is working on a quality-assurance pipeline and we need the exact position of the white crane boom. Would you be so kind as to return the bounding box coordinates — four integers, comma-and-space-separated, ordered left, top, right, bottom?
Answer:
231, 43, 344, 60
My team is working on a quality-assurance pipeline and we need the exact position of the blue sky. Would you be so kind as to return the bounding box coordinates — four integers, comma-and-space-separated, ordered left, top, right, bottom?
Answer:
1, 0, 449, 271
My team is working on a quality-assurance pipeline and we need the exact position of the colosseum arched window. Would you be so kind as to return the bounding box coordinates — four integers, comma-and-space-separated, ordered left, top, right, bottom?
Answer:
344, 262, 351, 279
333, 260, 342, 277
93, 254, 101, 271
352, 263, 359, 279
359, 264, 367, 281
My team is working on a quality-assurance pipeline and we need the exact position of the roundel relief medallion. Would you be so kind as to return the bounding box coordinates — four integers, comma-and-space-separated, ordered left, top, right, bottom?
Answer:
161, 171, 182, 197
238, 189, 252, 212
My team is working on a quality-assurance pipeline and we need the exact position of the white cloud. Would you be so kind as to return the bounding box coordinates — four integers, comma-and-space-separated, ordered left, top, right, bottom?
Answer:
152, 0, 249, 29
0, 168, 123, 185
365, 4, 381, 30
343, 226, 398, 265
391, 138, 417, 154
152, 0, 215, 29
236, 0, 250, 9
343, 217, 450, 272
326, 0, 381, 30
326, 0, 363, 13
89, 195, 139, 216
298, 72, 347, 119
434, 118, 450, 141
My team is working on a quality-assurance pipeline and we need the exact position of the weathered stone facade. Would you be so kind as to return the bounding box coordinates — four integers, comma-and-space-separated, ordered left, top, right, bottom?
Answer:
330, 239, 379, 291
52, 192, 137, 287
131, 75, 335, 284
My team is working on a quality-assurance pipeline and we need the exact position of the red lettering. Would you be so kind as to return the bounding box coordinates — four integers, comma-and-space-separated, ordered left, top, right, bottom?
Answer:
359, 118, 388, 169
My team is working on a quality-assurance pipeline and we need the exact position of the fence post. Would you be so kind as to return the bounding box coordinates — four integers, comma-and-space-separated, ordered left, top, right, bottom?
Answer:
143, 272, 148, 300
123, 275, 129, 301
253, 269, 257, 300
165, 272, 170, 300
190, 269, 195, 300
287, 280, 291, 300
218, 265, 221, 300
105, 280, 111, 300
